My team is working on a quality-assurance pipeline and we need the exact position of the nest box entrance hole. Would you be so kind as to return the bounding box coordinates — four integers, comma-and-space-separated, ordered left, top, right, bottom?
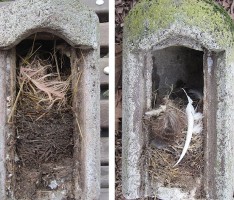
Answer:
8, 33, 82, 199
145, 46, 206, 198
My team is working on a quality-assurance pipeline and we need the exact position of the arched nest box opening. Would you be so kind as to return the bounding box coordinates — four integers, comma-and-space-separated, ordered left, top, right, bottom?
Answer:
122, 0, 234, 199
0, 1, 100, 200
144, 46, 205, 198
13, 33, 79, 199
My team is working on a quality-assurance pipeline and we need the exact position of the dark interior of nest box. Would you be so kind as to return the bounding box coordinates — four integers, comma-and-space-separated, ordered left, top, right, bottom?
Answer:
13, 33, 79, 199
152, 46, 204, 99
147, 46, 206, 198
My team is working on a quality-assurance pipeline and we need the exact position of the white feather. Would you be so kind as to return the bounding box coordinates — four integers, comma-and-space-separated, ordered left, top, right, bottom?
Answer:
193, 112, 203, 121
193, 112, 203, 134
174, 89, 195, 167
193, 123, 203, 134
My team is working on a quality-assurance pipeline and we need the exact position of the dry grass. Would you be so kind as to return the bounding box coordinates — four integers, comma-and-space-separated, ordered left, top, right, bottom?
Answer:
18, 56, 71, 110
8, 44, 79, 123
143, 133, 204, 185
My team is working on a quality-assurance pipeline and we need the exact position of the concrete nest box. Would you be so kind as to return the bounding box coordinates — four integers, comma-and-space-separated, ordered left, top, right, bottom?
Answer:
122, 0, 234, 199
0, 0, 100, 199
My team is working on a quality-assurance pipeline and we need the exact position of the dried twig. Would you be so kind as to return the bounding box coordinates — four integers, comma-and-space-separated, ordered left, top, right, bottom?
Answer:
7, 78, 26, 123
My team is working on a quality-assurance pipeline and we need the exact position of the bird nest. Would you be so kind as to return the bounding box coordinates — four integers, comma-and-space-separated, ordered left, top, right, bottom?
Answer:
12, 46, 80, 167
142, 92, 204, 198
17, 55, 71, 111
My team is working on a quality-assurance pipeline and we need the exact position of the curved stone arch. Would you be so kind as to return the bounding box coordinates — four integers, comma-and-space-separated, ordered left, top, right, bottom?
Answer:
0, 0, 99, 50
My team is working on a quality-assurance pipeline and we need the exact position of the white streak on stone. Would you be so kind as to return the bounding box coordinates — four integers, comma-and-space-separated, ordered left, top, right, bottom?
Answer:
207, 56, 213, 74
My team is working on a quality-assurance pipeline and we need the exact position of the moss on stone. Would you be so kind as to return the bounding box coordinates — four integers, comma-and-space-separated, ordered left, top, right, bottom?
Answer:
124, 0, 234, 48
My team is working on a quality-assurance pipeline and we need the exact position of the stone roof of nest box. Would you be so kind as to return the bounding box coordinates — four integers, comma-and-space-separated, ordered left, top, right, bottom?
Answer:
123, 0, 234, 52
0, 0, 99, 50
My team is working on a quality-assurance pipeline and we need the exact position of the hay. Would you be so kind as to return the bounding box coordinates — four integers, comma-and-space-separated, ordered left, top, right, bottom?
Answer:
18, 55, 71, 111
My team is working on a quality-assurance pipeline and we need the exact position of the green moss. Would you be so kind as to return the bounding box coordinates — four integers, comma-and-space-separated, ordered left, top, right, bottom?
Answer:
180, 0, 234, 47
125, 0, 178, 40
124, 0, 234, 48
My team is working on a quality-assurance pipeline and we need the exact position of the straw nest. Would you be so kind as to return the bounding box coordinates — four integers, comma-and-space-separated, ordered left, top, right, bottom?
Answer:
18, 55, 71, 111
13, 45, 78, 167
142, 93, 204, 196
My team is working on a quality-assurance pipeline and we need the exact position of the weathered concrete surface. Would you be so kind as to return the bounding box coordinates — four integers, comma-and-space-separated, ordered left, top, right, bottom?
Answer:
122, 0, 234, 199
71, 48, 101, 200
124, 0, 234, 51
0, 0, 99, 50
0, 1, 100, 200
0, 51, 7, 200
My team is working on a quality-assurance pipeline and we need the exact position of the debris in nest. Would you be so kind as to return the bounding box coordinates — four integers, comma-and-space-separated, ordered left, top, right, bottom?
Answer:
14, 49, 75, 165
142, 87, 204, 197
16, 110, 74, 166
143, 134, 204, 196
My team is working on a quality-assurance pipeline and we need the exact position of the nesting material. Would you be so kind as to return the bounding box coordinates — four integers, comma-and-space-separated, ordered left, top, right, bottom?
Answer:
18, 55, 71, 111
145, 96, 187, 144
12, 43, 78, 199
15, 53, 74, 165
143, 91, 204, 198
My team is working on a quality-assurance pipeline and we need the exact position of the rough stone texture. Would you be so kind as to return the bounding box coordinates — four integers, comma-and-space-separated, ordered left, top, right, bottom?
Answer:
0, 51, 8, 200
122, 0, 234, 199
0, 1, 100, 199
0, 0, 99, 50
71, 48, 101, 200
124, 0, 234, 51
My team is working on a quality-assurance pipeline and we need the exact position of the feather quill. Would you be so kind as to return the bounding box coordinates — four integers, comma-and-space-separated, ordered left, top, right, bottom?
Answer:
174, 89, 195, 167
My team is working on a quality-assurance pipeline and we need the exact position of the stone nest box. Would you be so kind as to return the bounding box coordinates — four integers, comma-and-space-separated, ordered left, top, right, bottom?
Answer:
0, 0, 100, 200
123, 0, 234, 199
